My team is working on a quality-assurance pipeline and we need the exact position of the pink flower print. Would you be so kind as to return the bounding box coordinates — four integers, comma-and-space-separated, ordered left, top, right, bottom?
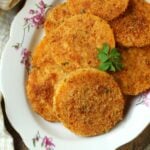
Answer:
32, 131, 41, 147
143, 92, 150, 107
29, 9, 36, 14
39, 0, 46, 8
42, 136, 55, 150
137, 91, 150, 107
24, 0, 47, 28
32, 131, 55, 149
13, 1, 51, 70
39, 0, 46, 13
25, 11, 44, 28
21, 48, 31, 71
31, 14, 44, 27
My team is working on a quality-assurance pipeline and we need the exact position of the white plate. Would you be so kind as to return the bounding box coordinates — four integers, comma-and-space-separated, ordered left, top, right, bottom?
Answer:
0, 0, 150, 150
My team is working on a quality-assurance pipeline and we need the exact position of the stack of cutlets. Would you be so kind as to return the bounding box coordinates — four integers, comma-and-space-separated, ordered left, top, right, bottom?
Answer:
26, 0, 150, 136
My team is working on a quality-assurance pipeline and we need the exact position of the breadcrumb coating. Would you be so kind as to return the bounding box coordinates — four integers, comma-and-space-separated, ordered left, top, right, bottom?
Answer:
112, 46, 150, 95
48, 14, 115, 72
111, 0, 150, 47
54, 68, 125, 136
26, 63, 65, 121
44, 3, 72, 33
68, 0, 129, 21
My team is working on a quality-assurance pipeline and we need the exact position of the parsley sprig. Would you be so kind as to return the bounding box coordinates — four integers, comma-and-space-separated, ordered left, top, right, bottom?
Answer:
97, 43, 123, 72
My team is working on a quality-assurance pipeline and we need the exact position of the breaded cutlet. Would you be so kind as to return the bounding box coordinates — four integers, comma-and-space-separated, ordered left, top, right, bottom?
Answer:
54, 68, 125, 136
47, 14, 115, 72
112, 46, 150, 95
68, 0, 129, 21
110, 0, 150, 47
26, 62, 65, 122
44, 3, 72, 34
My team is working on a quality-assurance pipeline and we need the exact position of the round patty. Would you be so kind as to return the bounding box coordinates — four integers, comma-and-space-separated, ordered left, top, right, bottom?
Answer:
47, 14, 115, 72
26, 63, 65, 122
54, 68, 125, 136
44, 3, 72, 34
112, 46, 150, 95
110, 0, 150, 47
68, 0, 129, 21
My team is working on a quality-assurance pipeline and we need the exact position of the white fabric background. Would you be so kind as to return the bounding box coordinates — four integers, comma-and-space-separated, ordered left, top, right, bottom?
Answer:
0, 0, 20, 10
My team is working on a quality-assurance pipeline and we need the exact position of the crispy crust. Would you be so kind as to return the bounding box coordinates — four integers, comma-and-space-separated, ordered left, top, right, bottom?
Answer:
44, 3, 72, 34
112, 46, 150, 95
31, 36, 55, 67
133, 0, 150, 15
29, 14, 115, 122
68, 0, 129, 21
47, 14, 115, 72
26, 63, 65, 122
28, 37, 65, 122
110, 0, 150, 47
54, 68, 125, 136
29, 14, 115, 121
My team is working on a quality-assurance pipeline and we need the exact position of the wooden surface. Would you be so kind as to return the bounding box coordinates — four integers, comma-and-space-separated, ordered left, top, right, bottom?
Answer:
1, 100, 150, 150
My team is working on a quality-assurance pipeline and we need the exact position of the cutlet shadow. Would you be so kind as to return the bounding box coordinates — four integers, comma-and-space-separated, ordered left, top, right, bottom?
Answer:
123, 95, 134, 117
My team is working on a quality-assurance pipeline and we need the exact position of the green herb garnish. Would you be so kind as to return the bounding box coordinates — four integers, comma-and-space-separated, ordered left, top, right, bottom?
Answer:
97, 43, 123, 72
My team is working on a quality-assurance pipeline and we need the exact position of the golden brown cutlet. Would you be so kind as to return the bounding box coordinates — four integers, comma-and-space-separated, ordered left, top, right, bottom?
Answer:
110, 0, 150, 47
47, 14, 115, 72
44, 3, 72, 34
112, 46, 150, 95
68, 0, 129, 21
26, 62, 65, 122
54, 68, 125, 136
